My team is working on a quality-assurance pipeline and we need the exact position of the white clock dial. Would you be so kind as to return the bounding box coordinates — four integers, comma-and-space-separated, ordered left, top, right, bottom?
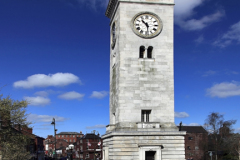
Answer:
131, 12, 163, 39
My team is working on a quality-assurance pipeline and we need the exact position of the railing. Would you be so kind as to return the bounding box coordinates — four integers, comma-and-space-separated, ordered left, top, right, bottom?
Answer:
136, 122, 160, 129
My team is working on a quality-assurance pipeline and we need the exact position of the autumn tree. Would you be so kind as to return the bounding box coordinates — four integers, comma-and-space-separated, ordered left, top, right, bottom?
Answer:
0, 95, 32, 160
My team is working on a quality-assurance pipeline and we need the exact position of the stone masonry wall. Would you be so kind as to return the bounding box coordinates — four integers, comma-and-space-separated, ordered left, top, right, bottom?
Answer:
109, 2, 175, 128
103, 133, 185, 160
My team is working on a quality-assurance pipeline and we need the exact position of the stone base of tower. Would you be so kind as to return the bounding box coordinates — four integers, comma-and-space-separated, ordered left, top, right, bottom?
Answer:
102, 130, 186, 160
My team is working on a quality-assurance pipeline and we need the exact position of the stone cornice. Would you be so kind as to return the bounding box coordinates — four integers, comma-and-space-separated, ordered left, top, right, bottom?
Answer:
102, 131, 186, 139
105, 0, 175, 19
105, 0, 117, 19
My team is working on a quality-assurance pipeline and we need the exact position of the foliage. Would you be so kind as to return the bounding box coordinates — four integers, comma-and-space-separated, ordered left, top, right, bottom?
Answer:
0, 95, 32, 160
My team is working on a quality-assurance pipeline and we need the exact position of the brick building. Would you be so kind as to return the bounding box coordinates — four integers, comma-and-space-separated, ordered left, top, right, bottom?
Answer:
179, 126, 208, 160
75, 133, 102, 160
44, 131, 84, 158
0, 110, 45, 159
56, 131, 84, 143
44, 135, 69, 158
20, 125, 45, 160
34, 136, 45, 159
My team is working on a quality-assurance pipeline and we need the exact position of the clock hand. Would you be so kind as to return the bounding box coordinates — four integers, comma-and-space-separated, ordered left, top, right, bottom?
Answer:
146, 23, 149, 31
142, 20, 149, 31
141, 20, 147, 26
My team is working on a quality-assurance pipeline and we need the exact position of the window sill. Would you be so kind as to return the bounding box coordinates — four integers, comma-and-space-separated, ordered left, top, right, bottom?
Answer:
138, 58, 155, 62
136, 122, 160, 129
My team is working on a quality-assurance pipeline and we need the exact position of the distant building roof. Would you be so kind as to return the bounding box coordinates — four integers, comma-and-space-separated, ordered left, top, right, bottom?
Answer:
178, 126, 208, 133
57, 132, 83, 135
35, 135, 45, 139
81, 133, 101, 139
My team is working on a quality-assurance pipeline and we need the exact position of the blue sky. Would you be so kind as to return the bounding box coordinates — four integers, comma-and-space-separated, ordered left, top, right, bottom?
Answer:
0, 0, 240, 138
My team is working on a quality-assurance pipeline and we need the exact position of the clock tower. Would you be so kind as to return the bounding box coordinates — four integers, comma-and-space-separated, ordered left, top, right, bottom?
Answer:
102, 0, 186, 160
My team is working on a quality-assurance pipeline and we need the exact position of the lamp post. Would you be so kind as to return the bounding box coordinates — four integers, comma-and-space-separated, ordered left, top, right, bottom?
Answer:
66, 147, 69, 160
93, 130, 99, 160
51, 118, 57, 159
67, 144, 74, 160
66, 147, 69, 159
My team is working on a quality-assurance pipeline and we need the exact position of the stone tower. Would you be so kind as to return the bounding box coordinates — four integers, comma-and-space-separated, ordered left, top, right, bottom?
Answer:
102, 0, 186, 160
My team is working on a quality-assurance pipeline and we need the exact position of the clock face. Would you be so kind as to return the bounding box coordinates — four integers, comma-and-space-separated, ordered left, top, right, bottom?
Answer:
111, 22, 116, 49
131, 12, 163, 38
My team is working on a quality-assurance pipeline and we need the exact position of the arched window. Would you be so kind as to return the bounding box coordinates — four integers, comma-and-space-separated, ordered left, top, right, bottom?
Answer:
139, 46, 145, 58
147, 46, 153, 58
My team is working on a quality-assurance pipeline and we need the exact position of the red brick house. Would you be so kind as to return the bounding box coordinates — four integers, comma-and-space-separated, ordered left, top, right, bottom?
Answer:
19, 125, 45, 160
75, 133, 102, 160
179, 126, 208, 160
44, 135, 69, 158
56, 131, 84, 143
0, 110, 44, 159
44, 131, 84, 158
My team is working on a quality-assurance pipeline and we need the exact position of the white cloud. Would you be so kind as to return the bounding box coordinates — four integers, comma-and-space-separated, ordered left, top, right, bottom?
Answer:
34, 91, 49, 97
183, 123, 201, 126
235, 128, 240, 133
206, 81, 240, 98
176, 11, 224, 31
175, 112, 189, 118
28, 114, 69, 123
175, 0, 204, 19
202, 70, 239, 77
86, 124, 106, 129
225, 71, 239, 75
174, 0, 224, 31
213, 21, 240, 48
224, 70, 239, 75
13, 73, 81, 89
58, 91, 84, 100
195, 35, 204, 44
188, 123, 201, 126
90, 91, 108, 99
69, 0, 108, 10
202, 70, 217, 77
34, 90, 61, 97
24, 96, 51, 106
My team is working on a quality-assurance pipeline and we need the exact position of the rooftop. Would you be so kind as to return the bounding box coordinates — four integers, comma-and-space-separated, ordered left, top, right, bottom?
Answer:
57, 132, 83, 135
81, 133, 101, 139
178, 126, 208, 133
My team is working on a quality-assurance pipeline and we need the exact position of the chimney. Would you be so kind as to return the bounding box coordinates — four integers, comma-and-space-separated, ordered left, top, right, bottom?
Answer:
28, 127, 33, 134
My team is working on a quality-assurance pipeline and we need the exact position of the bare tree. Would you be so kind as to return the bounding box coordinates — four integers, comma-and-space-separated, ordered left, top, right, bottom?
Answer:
204, 112, 236, 160
223, 133, 240, 160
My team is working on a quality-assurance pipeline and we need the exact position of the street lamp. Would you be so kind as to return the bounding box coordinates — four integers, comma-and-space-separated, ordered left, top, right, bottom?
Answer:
51, 118, 57, 159
67, 144, 74, 160
66, 147, 69, 159
93, 130, 100, 160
